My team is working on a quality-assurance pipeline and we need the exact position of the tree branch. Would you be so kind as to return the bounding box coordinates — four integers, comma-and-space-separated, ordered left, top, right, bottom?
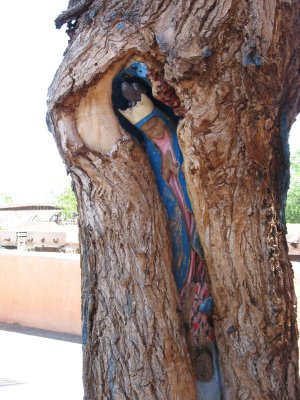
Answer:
55, 0, 94, 29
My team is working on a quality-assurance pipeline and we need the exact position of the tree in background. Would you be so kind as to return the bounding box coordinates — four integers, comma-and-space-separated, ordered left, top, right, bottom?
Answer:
286, 149, 300, 223
55, 185, 78, 223
0, 193, 13, 204
0, 193, 13, 230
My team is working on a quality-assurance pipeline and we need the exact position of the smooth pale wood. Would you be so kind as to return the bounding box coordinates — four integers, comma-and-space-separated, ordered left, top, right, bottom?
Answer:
48, 1, 300, 399
75, 64, 122, 153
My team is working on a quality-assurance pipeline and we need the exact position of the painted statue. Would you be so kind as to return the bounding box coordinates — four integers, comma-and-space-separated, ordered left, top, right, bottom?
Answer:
113, 63, 221, 399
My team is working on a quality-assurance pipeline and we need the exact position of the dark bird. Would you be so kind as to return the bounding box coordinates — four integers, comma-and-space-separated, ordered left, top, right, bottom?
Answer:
121, 82, 146, 107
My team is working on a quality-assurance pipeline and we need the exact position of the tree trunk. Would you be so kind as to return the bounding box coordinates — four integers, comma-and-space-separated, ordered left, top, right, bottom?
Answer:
47, 1, 300, 399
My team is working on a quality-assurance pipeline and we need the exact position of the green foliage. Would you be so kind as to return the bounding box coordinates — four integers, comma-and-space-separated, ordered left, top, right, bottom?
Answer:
286, 149, 300, 223
0, 192, 13, 204
55, 185, 78, 222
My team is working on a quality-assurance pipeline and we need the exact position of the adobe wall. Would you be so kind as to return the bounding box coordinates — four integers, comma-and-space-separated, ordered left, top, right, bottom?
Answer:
0, 250, 81, 335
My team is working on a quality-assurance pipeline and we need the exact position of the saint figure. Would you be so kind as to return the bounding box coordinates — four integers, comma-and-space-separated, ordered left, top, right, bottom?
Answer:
114, 67, 221, 399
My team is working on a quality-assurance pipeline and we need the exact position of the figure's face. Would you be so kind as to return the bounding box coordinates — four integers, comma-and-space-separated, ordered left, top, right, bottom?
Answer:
141, 117, 165, 139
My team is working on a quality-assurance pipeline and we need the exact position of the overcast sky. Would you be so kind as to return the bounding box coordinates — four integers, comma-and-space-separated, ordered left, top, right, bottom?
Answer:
0, 1, 69, 203
0, 1, 299, 203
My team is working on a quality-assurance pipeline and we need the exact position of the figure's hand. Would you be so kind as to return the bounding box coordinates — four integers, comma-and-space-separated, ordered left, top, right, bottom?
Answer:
162, 150, 178, 181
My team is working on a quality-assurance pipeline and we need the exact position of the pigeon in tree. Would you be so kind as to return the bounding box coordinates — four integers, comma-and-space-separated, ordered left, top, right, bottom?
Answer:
121, 82, 146, 107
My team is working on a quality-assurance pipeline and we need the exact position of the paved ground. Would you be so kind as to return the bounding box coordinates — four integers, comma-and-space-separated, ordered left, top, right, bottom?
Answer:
0, 262, 299, 400
0, 324, 83, 400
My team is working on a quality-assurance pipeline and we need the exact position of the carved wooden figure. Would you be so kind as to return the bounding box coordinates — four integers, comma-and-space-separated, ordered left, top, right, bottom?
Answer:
116, 62, 222, 399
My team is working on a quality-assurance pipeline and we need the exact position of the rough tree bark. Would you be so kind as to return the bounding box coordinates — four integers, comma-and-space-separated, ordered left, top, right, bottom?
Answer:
47, 1, 300, 399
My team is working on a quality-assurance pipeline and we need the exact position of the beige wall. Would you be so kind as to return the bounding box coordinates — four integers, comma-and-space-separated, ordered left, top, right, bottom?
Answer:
0, 250, 81, 335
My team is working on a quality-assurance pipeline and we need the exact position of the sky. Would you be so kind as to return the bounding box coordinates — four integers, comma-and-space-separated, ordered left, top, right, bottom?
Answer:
0, 0, 299, 204
0, 1, 69, 203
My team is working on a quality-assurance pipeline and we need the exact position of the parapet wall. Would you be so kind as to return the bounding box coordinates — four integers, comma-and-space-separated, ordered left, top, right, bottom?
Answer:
0, 250, 81, 335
